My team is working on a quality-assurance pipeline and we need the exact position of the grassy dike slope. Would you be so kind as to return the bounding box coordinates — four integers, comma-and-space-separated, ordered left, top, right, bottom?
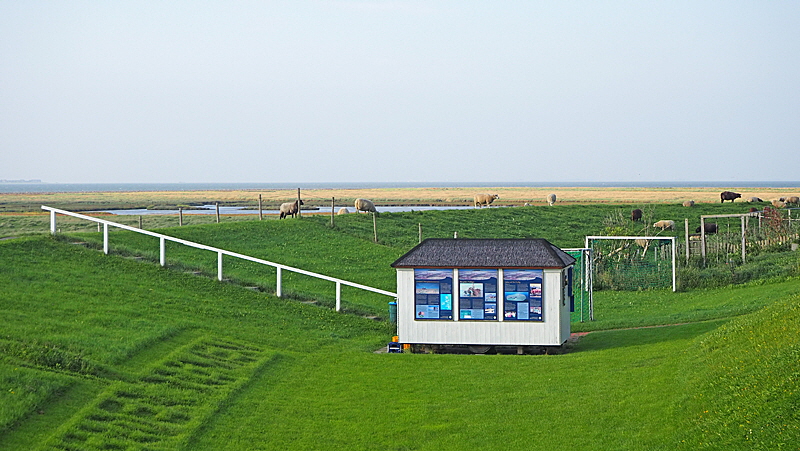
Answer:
1, 220, 799, 449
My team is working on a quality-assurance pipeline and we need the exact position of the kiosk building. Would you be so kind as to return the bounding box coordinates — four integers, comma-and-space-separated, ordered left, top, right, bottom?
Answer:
391, 239, 576, 351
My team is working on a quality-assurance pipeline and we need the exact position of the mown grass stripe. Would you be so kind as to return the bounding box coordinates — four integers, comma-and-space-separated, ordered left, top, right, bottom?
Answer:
36, 337, 278, 451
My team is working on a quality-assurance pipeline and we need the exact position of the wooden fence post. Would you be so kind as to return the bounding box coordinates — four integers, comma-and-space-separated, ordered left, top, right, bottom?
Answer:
179, 208, 183, 227
373, 212, 378, 243
258, 194, 263, 220
331, 197, 335, 228
684, 218, 689, 263
297, 188, 302, 219
216, 202, 220, 223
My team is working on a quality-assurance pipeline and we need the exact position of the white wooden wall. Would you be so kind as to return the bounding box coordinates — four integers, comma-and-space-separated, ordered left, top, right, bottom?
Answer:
396, 268, 570, 346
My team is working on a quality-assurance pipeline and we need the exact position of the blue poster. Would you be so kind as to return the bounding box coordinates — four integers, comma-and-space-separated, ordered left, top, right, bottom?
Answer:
504, 269, 543, 321
458, 269, 498, 321
414, 269, 453, 320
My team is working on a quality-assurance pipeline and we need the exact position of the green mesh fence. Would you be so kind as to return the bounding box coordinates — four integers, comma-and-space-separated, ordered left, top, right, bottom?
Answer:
565, 249, 593, 322
588, 238, 673, 291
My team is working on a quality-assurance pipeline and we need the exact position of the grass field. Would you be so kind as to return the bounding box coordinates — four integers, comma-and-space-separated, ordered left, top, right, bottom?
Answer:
1, 189, 799, 449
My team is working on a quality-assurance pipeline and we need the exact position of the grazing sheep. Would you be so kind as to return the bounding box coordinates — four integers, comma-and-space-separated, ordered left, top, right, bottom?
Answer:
682, 200, 695, 207
695, 223, 718, 234
785, 196, 800, 206
720, 191, 742, 203
279, 199, 304, 219
354, 198, 378, 214
337, 207, 350, 215
474, 193, 499, 208
772, 199, 786, 208
546, 193, 557, 206
653, 220, 675, 230
748, 197, 763, 203
631, 209, 643, 222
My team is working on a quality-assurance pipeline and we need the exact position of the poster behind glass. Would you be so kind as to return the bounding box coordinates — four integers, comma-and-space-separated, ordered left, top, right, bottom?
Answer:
414, 269, 453, 320
503, 269, 543, 321
458, 269, 498, 320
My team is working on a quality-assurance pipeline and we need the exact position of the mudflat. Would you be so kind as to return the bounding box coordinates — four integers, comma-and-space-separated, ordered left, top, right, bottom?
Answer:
2, 186, 799, 212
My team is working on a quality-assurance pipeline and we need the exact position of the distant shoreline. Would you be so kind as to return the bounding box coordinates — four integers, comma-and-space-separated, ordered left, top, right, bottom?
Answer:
1, 181, 799, 194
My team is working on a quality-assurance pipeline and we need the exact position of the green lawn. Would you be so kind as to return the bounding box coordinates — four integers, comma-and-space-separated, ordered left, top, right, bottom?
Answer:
1, 207, 798, 450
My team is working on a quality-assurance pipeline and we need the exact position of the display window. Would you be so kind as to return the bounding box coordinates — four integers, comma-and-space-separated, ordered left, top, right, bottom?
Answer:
503, 269, 544, 321
458, 269, 498, 320
414, 269, 453, 320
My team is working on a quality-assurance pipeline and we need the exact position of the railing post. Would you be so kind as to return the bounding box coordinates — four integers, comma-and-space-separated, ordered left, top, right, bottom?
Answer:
103, 223, 109, 255
217, 251, 223, 281
276, 267, 282, 297
160, 237, 166, 267
50, 210, 56, 235
336, 281, 342, 312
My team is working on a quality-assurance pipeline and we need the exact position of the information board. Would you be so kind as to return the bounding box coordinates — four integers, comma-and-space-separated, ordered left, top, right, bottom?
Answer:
414, 269, 453, 320
458, 269, 498, 320
503, 269, 543, 321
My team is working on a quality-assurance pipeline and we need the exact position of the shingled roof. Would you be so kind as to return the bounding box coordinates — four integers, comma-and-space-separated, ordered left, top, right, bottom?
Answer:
391, 238, 576, 269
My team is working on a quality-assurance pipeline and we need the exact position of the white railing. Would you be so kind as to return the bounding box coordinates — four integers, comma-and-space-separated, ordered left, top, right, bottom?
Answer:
42, 206, 396, 311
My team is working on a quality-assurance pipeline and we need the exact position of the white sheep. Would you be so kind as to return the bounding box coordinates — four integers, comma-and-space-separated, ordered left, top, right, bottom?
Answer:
546, 193, 557, 206
337, 207, 350, 215
652, 220, 675, 230
772, 199, 786, 208
279, 199, 304, 219
682, 200, 695, 207
354, 198, 378, 214
474, 193, 499, 208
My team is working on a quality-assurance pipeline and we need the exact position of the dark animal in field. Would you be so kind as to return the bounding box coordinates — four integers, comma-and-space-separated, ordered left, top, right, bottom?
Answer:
279, 199, 304, 219
695, 223, 718, 234
720, 191, 741, 203
631, 209, 643, 221
749, 207, 759, 213
354, 198, 378, 214
474, 193, 499, 208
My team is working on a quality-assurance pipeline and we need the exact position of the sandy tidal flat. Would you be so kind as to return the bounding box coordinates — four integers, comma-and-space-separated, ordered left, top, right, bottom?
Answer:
2, 186, 799, 212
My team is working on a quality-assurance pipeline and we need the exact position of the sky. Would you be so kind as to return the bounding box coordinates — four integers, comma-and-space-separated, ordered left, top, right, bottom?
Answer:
1, 1, 798, 184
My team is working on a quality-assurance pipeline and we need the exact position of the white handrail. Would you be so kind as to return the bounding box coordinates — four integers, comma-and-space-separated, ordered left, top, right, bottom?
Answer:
42, 206, 397, 309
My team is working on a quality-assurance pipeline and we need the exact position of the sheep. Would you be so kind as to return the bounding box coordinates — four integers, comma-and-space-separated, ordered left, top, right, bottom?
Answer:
785, 196, 800, 206
772, 199, 787, 208
337, 207, 350, 215
354, 198, 378, 214
682, 200, 695, 207
546, 193, 557, 206
720, 191, 742, 203
474, 193, 499, 208
631, 209, 643, 222
748, 196, 763, 203
695, 223, 718, 234
653, 220, 675, 230
279, 199, 304, 219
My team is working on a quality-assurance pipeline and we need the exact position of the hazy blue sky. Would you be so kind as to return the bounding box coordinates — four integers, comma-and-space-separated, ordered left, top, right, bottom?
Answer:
2, 1, 798, 184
